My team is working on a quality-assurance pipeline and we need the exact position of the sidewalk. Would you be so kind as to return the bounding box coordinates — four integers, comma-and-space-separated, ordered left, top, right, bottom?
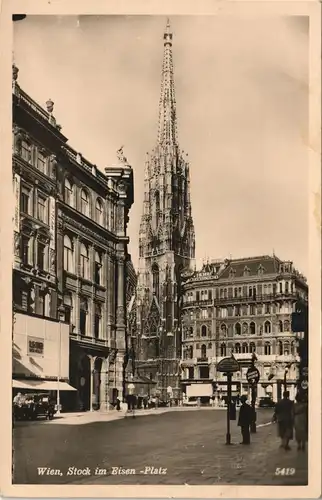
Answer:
50, 406, 224, 425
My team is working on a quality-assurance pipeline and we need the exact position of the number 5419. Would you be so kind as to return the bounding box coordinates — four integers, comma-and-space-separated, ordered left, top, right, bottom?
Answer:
275, 468, 295, 476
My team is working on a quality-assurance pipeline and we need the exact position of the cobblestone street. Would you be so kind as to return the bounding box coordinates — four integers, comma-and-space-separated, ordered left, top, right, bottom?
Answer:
13, 408, 307, 485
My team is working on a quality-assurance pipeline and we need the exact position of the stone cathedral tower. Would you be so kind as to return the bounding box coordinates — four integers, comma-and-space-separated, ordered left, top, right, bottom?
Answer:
135, 20, 195, 400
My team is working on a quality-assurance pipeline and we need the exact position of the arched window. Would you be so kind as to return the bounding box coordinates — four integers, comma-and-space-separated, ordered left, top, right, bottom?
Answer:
250, 322, 256, 335
278, 340, 283, 356
235, 323, 241, 335
64, 178, 74, 206
80, 243, 89, 279
63, 293, 73, 324
242, 322, 248, 335
278, 320, 284, 333
80, 297, 88, 335
290, 341, 296, 355
94, 251, 102, 285
95, 198, 103, 225
152, 263, 159, 301
220, 323, 227, 336
94, 303, 102, 339
201, 344, 207, 358
249, 342, 256, 353
264, 342, 271, 355
220, 343, 226, 356
235, 343, 241, 353
264, 321, 271, 334
63, 235, 74, 273
242, 342, 248, 353
201, 325, 207, 337
80, 189, 90, 217
284, 341, 290, 356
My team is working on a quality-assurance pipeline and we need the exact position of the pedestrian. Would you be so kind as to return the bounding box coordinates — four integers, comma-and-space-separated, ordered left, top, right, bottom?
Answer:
116, 397, 121, 411
293, 392, 308, 451
273, 390, 294, 450
238, 395, 253, 444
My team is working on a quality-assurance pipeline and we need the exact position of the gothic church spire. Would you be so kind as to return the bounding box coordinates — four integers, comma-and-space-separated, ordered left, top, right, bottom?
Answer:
157, 19, 178, 147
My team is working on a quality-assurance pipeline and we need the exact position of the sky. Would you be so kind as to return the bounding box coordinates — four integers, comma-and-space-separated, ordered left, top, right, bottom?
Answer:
13, 15, 309, 276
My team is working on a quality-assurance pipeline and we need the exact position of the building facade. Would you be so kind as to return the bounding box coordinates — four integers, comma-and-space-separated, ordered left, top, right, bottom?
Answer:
181, 256, 308, 403
12, 64, 134, 410
134, 20, 195, 401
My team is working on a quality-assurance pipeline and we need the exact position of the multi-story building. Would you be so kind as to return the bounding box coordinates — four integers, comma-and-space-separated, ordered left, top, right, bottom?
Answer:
12, 63, 134, 411
134, 20, 195, 401
181, 255, 308, 403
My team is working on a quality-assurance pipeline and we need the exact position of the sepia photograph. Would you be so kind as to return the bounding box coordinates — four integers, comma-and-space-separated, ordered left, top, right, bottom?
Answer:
2, 3, 321, 498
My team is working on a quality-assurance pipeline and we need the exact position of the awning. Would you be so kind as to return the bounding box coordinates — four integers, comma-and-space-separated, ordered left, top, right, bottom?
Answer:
12, 379, 77, 391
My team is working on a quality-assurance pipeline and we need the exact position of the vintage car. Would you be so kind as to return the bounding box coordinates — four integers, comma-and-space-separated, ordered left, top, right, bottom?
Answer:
258, 396, 276, 408
13, 393, 58, 420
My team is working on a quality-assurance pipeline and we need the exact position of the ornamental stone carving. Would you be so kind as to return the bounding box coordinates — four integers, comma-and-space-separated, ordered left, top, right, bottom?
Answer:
13, 126, 23, 154
50, 248, 56, 273
14, 232, 20, 257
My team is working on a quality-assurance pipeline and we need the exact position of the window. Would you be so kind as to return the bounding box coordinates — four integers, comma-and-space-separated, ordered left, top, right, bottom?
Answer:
265, 303, 271, 314
279, 283, 283, 293
264, 342, 271, 355
201, 344, 207, 358
273, 284, 277, 295
264, 321, 271, 334
201, 309, 208, 319
64, 294, 73, 324
235, 305, 241, 316
21, 141, 31, 162
80, 298, 88, 335
37, 241, 46, 270
285, 282, 289, 294
64, 178, 74, 206
201, 325, 207, 337
37, 196, 47, 223
188, 367, 194, 379
63, 235, 74, 273
278, 340, 283, 355
235, 323, 241, 335
96, 198, 103, 225
152, 264, 159, 301
284, 320, 290, 332
80, 243, 89, 279
250, 304, 255, 315
199, 366, 209, 379
21, 186, 31, 214
278, 320, 284, 333
284, 342, 290, 356
220, 324, 227, 336
250, 342, 256, 353
94, 303, 102, 339
196, 291, 200, 301
37, 150, 46, 172
21, 235, 30, 265
224, 289, 227, 298
220, 343, 226, 356
235, 343, 241, 353
242, 342, 248, 353
250, 322, 256, 335
94, 252, 102, 285
81, 189, 90, 217
234, 288, 238, 298
242, 323, 248, 335
208, 290, 212, 301
220, 307, 227, 318
208, 342, 212, 349
249, 287, 253, 298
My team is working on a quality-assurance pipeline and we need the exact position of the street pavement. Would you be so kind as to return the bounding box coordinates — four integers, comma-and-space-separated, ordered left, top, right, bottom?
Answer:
13, 408, 307, 486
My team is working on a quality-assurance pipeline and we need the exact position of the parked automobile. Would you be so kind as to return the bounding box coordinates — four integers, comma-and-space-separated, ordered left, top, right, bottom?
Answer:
13, 393, 58, 420
258, 396, 275, 408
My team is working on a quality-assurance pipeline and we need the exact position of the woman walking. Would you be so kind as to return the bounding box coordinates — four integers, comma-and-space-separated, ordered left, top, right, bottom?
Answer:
293, 392, 308, 451
273, 391, 294, 450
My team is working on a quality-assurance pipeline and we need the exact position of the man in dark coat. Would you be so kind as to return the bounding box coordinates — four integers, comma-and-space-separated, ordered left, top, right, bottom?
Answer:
273, 391, 294, 450
238, 395, 253, 444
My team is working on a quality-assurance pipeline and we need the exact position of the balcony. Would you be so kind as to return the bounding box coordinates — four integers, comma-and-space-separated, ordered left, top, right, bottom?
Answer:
197, 356, 209, 363
214, 292, 297, 304
183, 299, 213, 308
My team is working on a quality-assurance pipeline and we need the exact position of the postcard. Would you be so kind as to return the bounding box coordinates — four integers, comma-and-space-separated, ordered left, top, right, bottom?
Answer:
0, 0, 321, 498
